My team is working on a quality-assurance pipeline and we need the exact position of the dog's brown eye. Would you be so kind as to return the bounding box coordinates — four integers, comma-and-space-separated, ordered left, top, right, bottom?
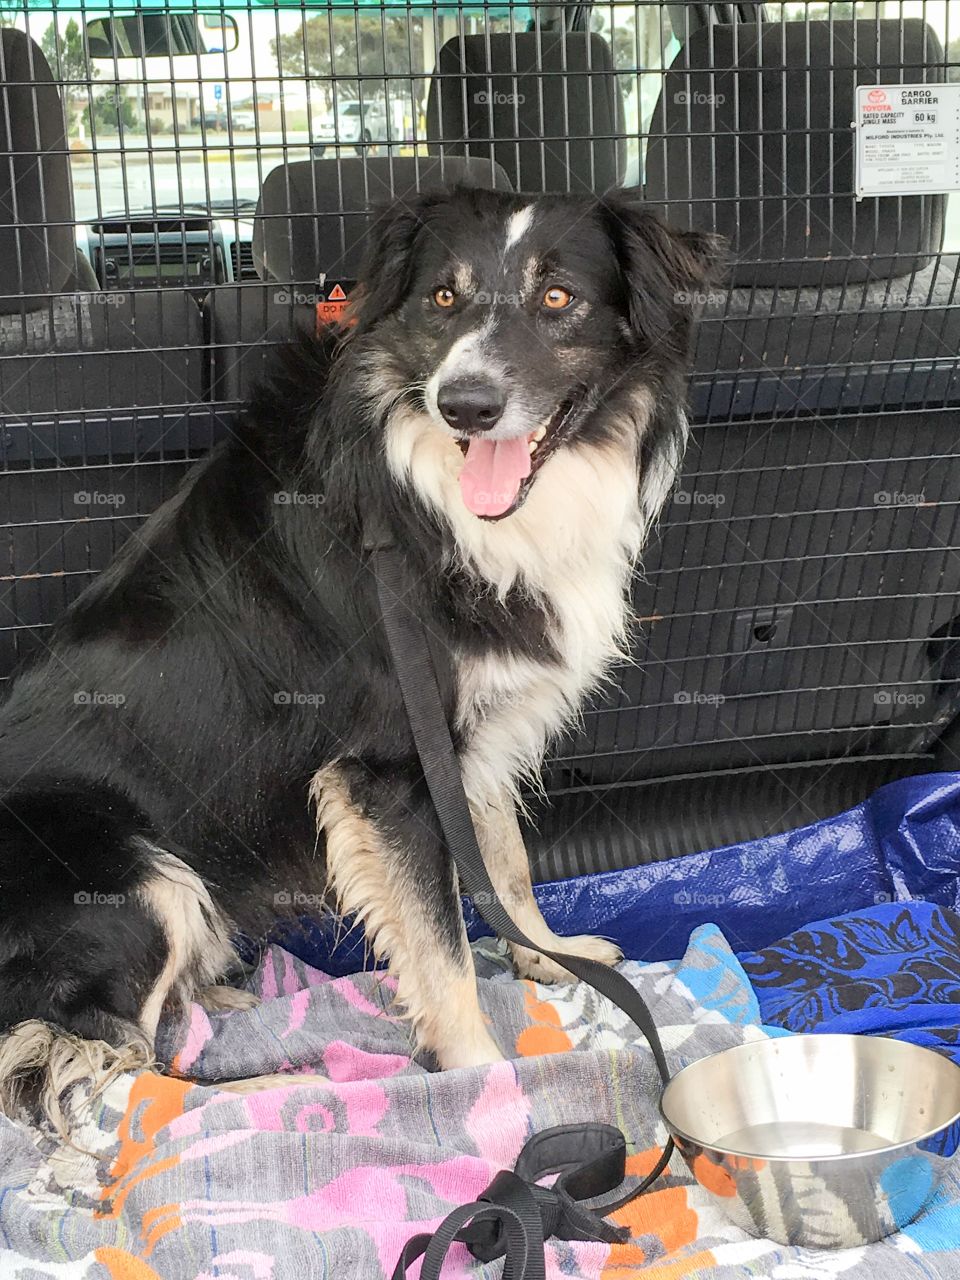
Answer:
433, 287, 456, 309
542, 286, 574, 311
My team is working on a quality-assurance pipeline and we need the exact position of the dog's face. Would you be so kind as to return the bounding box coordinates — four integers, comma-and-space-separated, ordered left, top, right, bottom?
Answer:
349, 188, 720, 522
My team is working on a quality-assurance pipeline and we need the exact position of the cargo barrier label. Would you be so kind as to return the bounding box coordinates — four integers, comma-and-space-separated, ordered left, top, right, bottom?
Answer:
855, 82, 960, 197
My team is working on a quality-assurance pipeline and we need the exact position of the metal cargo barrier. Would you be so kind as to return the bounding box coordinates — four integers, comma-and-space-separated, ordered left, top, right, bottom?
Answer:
2, 0, 960, 870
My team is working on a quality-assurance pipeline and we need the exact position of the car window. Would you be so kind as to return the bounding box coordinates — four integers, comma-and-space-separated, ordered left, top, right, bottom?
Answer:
590, 0, 681, 185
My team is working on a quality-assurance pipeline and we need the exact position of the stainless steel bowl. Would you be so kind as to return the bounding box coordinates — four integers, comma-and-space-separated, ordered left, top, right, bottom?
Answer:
660, 1033, 960, 1248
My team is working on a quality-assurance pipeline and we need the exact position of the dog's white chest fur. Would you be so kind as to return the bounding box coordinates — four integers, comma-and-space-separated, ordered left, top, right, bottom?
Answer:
455, 592, 624, 804
451, 443, 643, 802
385, 403, 663, 803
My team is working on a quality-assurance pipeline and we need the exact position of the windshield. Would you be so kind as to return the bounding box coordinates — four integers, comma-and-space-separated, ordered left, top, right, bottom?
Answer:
8, 1, 678, 221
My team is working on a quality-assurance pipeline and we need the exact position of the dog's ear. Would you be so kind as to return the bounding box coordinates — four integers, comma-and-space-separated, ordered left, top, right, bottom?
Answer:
601, 195, 726, 353
350, 192, 448, 333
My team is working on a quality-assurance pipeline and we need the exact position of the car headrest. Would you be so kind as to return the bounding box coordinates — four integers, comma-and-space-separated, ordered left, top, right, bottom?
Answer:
0, 28, 77, 313
644, 20, 946, 286
426, 32, 625, 195
253, 156, 513, 284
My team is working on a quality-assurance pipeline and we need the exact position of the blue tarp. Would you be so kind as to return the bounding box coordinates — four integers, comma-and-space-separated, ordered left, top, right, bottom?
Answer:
273, 770, 960, 976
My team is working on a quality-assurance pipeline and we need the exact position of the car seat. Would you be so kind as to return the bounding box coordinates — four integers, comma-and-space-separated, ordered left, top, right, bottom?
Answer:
426, 31, 625, 194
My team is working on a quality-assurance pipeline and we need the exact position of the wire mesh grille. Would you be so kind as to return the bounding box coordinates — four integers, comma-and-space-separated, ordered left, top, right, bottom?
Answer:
2, 0, 960, 797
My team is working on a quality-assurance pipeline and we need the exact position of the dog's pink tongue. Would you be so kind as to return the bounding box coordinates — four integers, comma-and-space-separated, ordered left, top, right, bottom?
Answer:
459, 436, 531, 517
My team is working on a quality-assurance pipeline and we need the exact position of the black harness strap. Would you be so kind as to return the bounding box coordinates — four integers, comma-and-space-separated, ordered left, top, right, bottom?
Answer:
364, 522, 674, 1279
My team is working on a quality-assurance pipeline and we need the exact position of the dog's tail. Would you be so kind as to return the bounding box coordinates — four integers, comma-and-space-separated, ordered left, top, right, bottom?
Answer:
0, 780, 233, 1133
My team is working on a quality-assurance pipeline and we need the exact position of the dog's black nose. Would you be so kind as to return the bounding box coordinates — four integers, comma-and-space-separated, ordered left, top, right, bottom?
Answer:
436, 379, 506, 433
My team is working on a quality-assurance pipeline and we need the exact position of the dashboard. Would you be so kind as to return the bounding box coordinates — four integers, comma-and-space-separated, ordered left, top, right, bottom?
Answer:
76, 216, 256, 292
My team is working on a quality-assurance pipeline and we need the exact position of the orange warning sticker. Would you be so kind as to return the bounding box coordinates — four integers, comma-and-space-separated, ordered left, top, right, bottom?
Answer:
315, 281, 355, 332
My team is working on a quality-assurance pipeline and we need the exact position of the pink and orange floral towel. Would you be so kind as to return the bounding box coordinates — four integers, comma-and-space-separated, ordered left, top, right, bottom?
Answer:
1, 927, 957, 1278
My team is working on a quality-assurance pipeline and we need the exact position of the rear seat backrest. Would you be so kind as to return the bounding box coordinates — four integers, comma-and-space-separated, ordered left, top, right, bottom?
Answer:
644, 19, 945, 287
0, 28, 90, 311
426, 32, 624, 194
253, 155, 512, 284
208, 156, 512, 403
643, 19, 957, 420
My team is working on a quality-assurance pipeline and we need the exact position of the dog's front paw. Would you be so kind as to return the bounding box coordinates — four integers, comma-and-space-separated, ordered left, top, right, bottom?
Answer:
511, 934, 622, 984
435, 1027, 505, 1071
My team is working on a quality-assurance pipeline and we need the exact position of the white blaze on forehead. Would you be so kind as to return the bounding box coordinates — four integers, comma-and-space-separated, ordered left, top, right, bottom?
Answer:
504, 205, 535, 252
453, 262, 477, 294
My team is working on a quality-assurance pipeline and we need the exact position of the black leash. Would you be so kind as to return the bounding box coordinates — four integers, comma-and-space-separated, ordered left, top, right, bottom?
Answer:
364, 520, 674, 1279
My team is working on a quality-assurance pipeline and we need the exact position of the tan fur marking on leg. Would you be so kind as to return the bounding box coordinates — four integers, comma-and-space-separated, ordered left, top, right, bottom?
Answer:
470, 791, 622, 981
136, 846, 236, 1040
311, 764, 503, 1069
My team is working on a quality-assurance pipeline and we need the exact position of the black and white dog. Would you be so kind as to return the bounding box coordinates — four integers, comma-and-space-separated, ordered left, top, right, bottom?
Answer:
0, 187, 719, 1112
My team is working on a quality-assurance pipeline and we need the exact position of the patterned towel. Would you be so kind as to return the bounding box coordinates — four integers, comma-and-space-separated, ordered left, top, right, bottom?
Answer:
2, 922, 959, 1278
